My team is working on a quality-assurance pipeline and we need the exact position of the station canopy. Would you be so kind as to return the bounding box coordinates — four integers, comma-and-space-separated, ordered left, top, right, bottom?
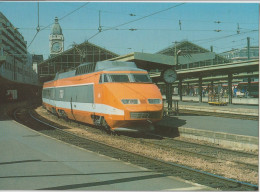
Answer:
107, 41, 258, 80
107, 40, 231, 72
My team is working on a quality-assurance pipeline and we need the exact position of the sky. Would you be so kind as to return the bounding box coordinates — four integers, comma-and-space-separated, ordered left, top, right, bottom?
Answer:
1, 2, 259, 59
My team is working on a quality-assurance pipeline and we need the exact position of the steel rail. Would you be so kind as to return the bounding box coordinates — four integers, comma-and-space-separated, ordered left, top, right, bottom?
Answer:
12, 107, 258, 191
139, 138, 258, 171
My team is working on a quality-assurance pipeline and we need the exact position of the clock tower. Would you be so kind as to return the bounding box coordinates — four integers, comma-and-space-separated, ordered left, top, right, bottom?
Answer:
49, 17, 64, 57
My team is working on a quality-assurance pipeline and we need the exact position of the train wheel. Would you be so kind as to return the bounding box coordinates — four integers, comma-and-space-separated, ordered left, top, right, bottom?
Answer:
60, 110, 69, 122
92, 115, 112, 134
101, 119, 112, 134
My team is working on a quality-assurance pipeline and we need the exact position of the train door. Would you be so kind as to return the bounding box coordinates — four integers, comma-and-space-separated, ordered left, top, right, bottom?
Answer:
69, 86, 77, 121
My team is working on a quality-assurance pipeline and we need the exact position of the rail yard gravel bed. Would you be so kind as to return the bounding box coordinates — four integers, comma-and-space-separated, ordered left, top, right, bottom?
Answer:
34, 106, 258, 185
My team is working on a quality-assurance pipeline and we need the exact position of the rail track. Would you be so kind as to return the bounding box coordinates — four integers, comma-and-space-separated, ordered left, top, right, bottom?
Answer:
136, 135, 258, 171
13, 107, 258, 191
179, 109, 258, 121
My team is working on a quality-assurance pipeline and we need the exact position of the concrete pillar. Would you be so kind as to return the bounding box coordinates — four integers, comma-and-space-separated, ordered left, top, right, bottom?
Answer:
211, 81, 214, 93
166, 83, 173, 111
198, 76, 202, 103
248, 77, 251, 95
228, 73, 233, 104
187, 83, 190, 96
178, 78, 183, 101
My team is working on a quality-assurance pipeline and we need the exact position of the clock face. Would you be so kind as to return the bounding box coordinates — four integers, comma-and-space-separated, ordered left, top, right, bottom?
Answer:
162, 68, 177, 83
52, 42, 62, 52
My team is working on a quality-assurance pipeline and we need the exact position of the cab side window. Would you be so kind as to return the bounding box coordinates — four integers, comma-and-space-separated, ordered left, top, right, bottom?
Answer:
104, 74, 108, 82
99, 74, 109, 83
99, 74, 102, 83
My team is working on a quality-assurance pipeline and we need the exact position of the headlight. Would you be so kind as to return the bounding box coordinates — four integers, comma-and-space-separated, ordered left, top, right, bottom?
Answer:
148, 99, 162, 104
121, 99, 140, 104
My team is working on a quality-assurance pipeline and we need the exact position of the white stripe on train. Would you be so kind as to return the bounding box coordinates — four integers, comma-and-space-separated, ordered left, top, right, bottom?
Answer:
42, 98, 124, 116
43, 83, 94, 89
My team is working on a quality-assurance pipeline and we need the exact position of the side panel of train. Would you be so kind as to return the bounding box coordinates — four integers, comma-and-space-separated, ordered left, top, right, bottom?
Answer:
43, 72, 98, 125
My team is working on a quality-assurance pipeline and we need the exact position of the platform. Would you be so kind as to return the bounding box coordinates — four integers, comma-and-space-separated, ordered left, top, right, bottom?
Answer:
177, 101, 258, 116
171, 95, 259, 105
0, 105, 211, 190
158, 101, 258, 151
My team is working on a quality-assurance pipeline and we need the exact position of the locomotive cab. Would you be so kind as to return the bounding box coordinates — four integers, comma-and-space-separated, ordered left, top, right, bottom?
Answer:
95, 61, 163, 132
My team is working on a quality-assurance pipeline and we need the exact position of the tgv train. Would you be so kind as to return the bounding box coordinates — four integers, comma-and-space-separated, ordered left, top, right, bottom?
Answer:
42, 61, 163, 132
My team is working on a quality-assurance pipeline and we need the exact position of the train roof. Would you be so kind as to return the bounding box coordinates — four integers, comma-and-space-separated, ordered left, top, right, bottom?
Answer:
52, 61, 145, 81
95, 61, 145, 72
54, 70, 76, 80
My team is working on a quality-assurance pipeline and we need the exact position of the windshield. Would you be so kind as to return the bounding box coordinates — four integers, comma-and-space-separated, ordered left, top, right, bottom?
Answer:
132, 74, 152, 83
100, 73, 152, 83
110, 74, 130, 82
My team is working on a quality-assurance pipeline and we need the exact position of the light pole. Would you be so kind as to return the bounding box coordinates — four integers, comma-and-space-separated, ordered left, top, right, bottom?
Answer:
174, 42, 182, 101
174, 41, 181, 69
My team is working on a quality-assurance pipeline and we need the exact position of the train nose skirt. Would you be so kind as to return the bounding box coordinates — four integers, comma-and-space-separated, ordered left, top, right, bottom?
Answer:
113, 122, 154, 132
130, 112, 161, 119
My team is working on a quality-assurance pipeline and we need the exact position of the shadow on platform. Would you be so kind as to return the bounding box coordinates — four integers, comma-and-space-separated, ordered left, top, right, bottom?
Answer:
0, 102, 16, 121
39, 173, 166, 190
154, 116, 187, 138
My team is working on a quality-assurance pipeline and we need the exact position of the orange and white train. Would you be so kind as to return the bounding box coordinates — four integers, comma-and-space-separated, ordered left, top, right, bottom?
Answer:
42, 61, 163, 132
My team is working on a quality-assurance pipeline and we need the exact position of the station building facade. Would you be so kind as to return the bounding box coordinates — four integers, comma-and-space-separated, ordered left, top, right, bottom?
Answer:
0, 12, 38, 85
219, 46, 259, 62
0, 12, 39, 101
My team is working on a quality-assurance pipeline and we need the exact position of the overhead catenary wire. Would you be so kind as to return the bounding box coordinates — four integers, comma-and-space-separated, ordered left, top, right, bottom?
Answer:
27, 2, 89, 49
28, 2, 40, 48
104, 3, 185, 31
86, 3, 185, 42
41, 2, 89, 32
81, 6, 258, 26
27, 31, 39, 48
15, 26, 259, 34
191, 30, 258, 44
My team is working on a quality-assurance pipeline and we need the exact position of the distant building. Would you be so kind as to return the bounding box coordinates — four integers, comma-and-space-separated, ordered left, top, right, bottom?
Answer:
0, 12, 27, 82
38, 41, 119, 82
0, 12, 38, 86
32, 54, 43, 73
49, 17, 64, 57
220, 46, 259, 62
